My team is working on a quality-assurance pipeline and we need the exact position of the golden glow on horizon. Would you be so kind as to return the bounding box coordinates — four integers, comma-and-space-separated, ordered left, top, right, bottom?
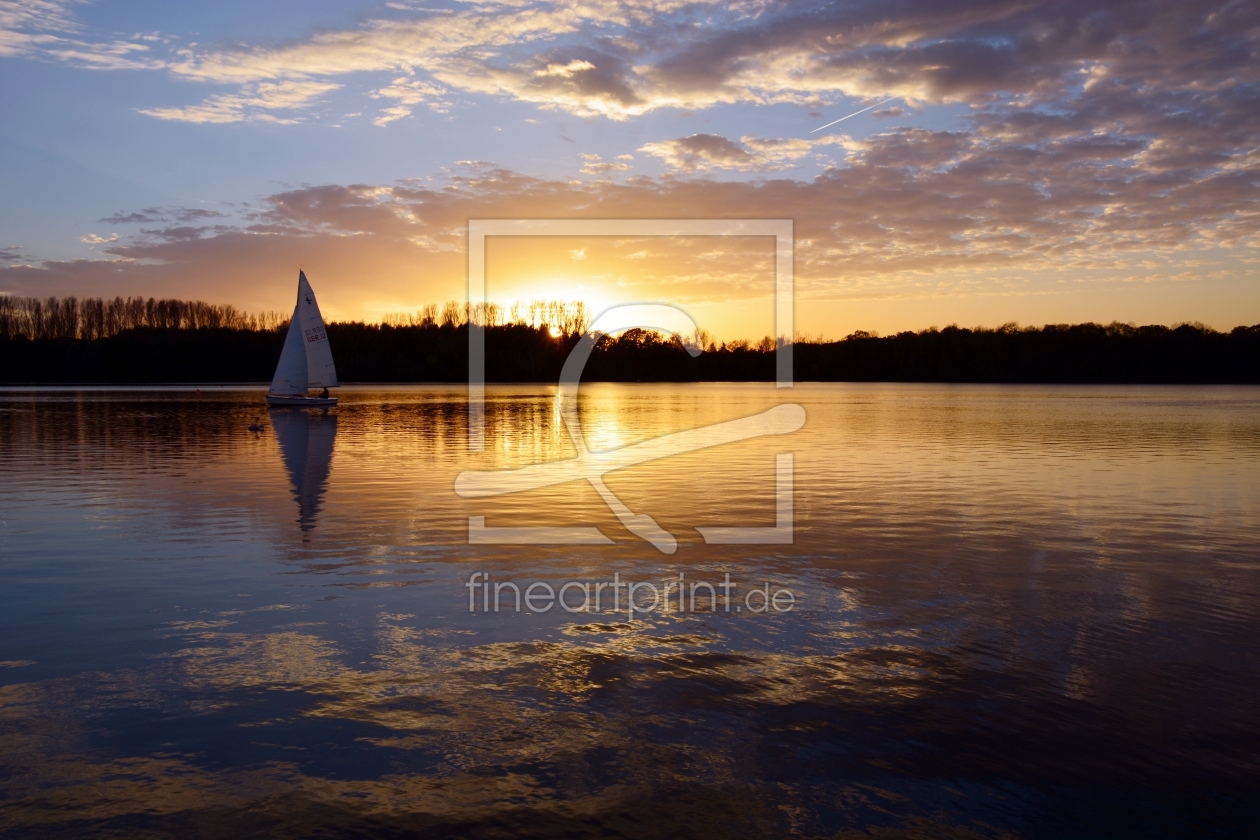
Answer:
485, 235, 777, 343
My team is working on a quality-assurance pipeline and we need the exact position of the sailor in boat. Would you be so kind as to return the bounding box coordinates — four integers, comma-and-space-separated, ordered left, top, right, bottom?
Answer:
266, 270, 340, 408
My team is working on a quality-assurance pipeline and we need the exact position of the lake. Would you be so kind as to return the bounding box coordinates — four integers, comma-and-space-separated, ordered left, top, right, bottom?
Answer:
1, 384, 1258, 838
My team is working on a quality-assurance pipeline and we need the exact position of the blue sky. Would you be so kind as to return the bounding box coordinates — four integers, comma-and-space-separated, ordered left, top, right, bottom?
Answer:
2, 0, 942, 258
1, 0, 1257, 339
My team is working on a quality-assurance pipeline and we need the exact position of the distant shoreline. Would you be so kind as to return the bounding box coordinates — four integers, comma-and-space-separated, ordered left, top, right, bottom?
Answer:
3, 382, 1260, 389
3, 319, 1258, 385
3, 294, 1258, 384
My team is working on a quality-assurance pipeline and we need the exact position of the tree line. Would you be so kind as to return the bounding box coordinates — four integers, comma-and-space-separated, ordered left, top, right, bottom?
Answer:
1, 295, 1257, 383
0, 294, 594, 340
382, 300, 592, 334
0, 295, 286, 339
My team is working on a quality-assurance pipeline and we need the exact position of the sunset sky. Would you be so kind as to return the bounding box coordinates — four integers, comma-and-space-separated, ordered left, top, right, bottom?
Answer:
1, 0, 1257, 340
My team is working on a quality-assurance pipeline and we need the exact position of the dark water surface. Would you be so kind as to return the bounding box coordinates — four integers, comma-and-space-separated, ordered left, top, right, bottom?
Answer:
1, 384, 1258, 838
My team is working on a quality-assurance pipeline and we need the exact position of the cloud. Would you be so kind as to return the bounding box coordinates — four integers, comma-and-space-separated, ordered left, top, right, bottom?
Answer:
579, 153, 631, 175
6, 0, 1259, 162
6, 105, 1255, 318
371, 76, 451, 125
173, 207, 228, 222
536, 59, 595, 78
79, 233, 118, 244
435, 47, 650, 119
137, 225, 234, 242
0, 0, 160, 69
99, 207, 228, 224
639, 133, 842, 171
0, 0, 79, 38
145, 3, 598, 122
139, 80, 342, 124
99, 210, 163, 224
640, 134, 748, 170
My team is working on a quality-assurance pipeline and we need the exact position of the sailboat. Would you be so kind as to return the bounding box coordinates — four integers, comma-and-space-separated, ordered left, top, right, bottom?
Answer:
266, 270, 339, 407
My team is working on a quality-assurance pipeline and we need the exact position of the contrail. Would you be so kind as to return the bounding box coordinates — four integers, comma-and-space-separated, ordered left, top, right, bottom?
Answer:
810, 96, 899, 133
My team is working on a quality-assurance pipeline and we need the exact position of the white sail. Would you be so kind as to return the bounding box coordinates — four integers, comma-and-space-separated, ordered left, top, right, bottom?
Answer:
296, 271, 338, 388
269, 302, 308, 395
269, 270, 338, 396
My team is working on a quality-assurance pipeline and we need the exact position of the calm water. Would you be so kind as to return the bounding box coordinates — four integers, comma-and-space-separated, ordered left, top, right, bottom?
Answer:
1, 384, 1258, 838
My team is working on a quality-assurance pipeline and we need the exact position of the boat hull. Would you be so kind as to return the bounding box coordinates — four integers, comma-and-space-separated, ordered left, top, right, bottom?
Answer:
266, 394, 338, 408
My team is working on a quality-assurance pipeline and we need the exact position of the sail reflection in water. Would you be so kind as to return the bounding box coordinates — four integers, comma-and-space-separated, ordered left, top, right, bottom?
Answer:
269, 408, 337, 531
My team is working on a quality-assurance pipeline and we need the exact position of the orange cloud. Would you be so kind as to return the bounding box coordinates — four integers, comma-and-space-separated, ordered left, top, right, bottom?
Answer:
5, 105, 1258, 339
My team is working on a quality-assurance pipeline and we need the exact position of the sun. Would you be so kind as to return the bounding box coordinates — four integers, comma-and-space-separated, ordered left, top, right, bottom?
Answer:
548, 326, 564, 338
